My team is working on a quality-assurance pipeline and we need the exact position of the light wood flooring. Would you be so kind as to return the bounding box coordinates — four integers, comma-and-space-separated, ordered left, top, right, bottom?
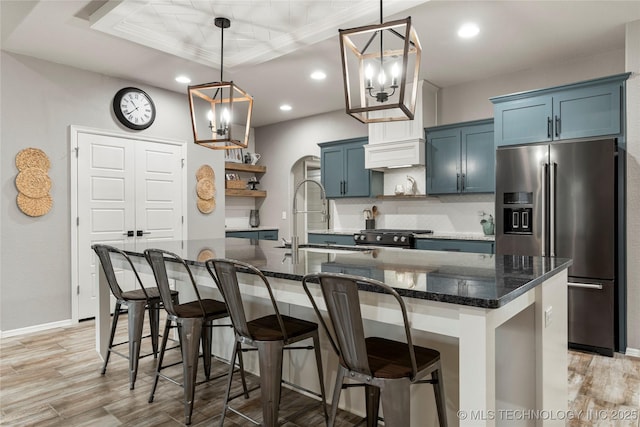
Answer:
1, 316, 640, 426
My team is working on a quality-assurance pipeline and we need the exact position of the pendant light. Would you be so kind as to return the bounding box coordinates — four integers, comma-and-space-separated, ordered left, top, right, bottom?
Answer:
339, 0, 421, 123
188, 17, 253, 149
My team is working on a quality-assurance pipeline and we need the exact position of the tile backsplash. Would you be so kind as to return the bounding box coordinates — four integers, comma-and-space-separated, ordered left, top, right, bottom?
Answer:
331, 194, 495, 234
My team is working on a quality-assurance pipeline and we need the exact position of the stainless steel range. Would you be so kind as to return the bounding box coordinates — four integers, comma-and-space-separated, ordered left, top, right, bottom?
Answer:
353, 229, 433, 248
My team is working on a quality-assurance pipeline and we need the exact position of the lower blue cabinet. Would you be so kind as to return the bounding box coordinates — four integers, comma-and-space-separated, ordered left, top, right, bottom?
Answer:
226, 229, 279, 241
414, 238, 494, 254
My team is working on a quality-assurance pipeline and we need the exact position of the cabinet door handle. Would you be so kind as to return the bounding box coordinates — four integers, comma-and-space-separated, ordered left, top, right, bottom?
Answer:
547, 117, 552, 138
461, 173, 466, 191
123, 230, 134, 237
136, 230, 151, 237
456, 173, 460, 191
341, 181, 345, 194
555, 115, 560, 137
568, 282, 603, 290
343, 181, 347, 195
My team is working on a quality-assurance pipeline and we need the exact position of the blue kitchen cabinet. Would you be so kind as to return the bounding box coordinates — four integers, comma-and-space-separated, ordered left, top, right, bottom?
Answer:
319, 138, 383, 198
426, 119, 494, 195
492, 73, 629, 146
307, 233, 355, 246
226, 229, 279, 241
414, 238, 495, 254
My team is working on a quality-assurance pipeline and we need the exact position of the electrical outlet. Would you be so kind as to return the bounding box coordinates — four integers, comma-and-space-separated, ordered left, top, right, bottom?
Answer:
281, 211, 287, 220
544, 306, 553, 327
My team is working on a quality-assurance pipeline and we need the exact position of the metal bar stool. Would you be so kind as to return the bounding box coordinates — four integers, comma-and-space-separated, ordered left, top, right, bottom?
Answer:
144, 249, 247, 425
302, 272, 448, 427
205, 258, 328, 427
92, 244, 178, 390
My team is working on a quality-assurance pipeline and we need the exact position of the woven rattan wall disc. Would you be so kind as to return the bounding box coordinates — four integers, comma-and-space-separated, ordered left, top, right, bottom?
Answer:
15, 168, 52, 198
17, 193, 53, 217
196, 165, 214, 181
196, 178, 215, 200
197, 248, 216, 262
16, 148, 50, 171
197, 197, 215, 214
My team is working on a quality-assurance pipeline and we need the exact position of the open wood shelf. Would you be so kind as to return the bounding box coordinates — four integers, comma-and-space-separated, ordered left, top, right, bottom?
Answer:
224, 162, 266, 173
225, 189, 267, 198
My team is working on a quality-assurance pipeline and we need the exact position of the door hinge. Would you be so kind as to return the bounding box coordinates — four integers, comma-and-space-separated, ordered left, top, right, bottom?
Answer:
76, 217, 80, 226
74, 147, 79, 158
181, 158, 185, 168
77, 285, 80, 295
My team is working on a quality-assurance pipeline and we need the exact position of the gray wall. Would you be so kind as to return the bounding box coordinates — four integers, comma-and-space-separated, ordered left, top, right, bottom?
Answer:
0, 52, 226, 332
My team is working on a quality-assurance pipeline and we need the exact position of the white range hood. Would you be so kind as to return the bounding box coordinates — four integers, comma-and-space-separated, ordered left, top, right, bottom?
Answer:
364, 80, 438, 171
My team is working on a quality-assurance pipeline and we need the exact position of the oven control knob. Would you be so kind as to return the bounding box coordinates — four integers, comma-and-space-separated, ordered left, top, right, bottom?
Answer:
400, 236, 407, 243
393, 236, 399, 242
376, 235, 382, 241
360, 235, 366, 240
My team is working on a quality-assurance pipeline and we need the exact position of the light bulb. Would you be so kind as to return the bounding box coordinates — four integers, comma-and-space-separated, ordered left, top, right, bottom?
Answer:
206, 110, 214, 121
365, 64, 374, 89
391, 62, 400, 87
222, 108, 230, 124
377, 70, 386, 86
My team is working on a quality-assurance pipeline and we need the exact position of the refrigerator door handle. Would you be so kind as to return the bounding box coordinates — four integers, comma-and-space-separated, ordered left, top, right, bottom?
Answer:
541, 162, 548, 256
550, 162, 557, 257
547, 117, 552, 138
568, 282, 603, 290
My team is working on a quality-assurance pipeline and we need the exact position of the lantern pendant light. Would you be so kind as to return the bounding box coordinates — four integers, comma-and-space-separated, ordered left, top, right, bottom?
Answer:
188, 17, 253, 149
339, 0, 421, 124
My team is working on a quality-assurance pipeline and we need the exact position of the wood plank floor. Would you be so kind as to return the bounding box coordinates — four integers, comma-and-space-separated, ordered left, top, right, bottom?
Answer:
1, 316, 639, 426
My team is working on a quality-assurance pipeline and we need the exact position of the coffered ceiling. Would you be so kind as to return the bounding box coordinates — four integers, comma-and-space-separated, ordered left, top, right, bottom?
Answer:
2, 1, 640, 127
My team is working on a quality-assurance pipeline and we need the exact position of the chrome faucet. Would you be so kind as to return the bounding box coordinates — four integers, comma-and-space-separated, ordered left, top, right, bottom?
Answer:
292, 179, 328, 253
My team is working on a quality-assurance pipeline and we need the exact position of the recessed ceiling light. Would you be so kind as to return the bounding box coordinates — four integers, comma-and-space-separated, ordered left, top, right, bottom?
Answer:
458, 23, 480, 39
310, 71, 326, 80
175, 75, 191, 84
280, 104, 292, 111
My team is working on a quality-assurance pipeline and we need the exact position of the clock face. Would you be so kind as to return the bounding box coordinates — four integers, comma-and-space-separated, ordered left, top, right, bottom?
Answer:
113, 87, 156, 130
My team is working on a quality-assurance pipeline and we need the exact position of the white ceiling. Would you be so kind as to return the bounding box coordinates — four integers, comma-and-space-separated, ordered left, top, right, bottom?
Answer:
2, 1, 640, 127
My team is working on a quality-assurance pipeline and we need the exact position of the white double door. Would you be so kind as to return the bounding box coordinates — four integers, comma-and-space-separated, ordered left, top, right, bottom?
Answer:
76, 131, 185, 320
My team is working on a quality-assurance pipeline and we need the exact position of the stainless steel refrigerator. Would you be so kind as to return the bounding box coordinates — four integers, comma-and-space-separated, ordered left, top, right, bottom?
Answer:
496, 138, 616, 356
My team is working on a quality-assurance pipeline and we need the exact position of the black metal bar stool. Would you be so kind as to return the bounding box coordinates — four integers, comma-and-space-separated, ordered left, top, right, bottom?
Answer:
206, 258, 328, 427
144, 249, 247, 425
92, 244, 178, 390
302, 272, 448, 427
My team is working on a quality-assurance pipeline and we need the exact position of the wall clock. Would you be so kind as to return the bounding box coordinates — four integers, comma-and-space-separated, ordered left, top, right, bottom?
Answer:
112, 87, 156, 130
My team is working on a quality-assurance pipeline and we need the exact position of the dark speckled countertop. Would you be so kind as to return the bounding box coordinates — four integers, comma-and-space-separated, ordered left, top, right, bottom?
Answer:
119, 238, 571, 309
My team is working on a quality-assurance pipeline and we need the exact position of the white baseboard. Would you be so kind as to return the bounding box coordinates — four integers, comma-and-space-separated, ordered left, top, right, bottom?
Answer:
624, 347, 640, 358
1, 319, 76, 339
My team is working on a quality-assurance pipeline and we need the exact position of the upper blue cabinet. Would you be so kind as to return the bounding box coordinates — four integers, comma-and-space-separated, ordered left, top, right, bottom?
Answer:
491, 73, 630, 147
426, 119, 495, 195
319, 137, 383, 198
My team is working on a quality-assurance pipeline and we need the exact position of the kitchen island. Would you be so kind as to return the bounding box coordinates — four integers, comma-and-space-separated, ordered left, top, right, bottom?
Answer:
95, 238, 571, 427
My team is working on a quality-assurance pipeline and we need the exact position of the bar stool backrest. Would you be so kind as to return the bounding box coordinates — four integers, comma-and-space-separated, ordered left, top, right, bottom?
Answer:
144, 249, 206, 318
302, 273, 420, 380
92, 244, 149, 301
206, 258, 288, 342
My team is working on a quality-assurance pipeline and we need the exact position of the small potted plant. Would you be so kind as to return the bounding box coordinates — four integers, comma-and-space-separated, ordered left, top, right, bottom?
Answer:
479, 211, 494, 236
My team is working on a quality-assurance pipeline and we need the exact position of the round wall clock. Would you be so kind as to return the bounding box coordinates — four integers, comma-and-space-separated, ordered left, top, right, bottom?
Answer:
112, 87, 156, 130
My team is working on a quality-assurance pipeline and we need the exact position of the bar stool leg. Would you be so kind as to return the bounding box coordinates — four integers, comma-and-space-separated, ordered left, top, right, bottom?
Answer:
179, 318, 204, 425
127, 300, 146, 390
256, 340, 284, 427
328, 365, 347, 427
236, 342, 250, 399
432, 366, 448, 427
201, 320, 213, 379
365, 384, 381, 427
379, 379, 411, 427
148, 301, 160, 357
219, 339, 239, 427
312, 332, 328, 422
149, 318, 172, 403
102, 301, 121, 375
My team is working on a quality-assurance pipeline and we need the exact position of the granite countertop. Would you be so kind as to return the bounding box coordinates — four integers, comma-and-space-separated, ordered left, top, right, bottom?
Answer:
225, 226, 279, 232
310, 229, 495, 241
415, 232, 495, 242
119, 238, 571, 309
